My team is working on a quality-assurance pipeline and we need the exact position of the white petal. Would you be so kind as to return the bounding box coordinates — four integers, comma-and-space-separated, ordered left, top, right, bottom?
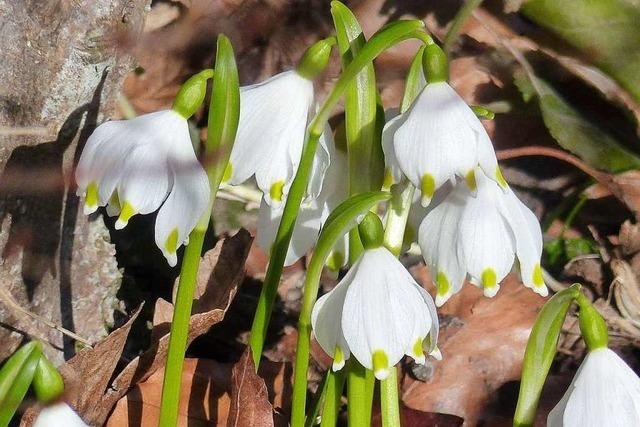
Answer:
458, 172, 515, 296
465, 105, 501, 188
381, 109, 406, 188
311, 269, 353, 369
154, 155, 210, 267
256, 197, 323, 266
34, 403, 89, 427
228, 71, 314, 205
548, 348, 640, 427
341, 248, 432, 376
418, 183, 467, 306
306, 124, 333, 201
500, 188, 547, 296
393, 82, 479, 204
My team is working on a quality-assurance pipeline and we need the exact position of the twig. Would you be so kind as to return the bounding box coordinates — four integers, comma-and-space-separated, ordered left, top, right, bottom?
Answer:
0, 126, 50, 136
0, 287, 93, 347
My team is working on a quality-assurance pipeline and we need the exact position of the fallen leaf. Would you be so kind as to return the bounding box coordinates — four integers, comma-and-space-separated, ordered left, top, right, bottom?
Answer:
372, 404, 464, 427
20, 305, 143, 426
402, 269, 546, 426
584, 170, 640, 218
107, 358, 233, 426
101, 230, 253, 424
227, 348, 274, 427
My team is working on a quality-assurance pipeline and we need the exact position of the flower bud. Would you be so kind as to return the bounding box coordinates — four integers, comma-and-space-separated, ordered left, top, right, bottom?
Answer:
422, 43, 448, 83
358, 212, 384, 250
576, 293, 609, 350
172, 69, 214, 119
296, 37, 336, 80
32, 355, 64, 403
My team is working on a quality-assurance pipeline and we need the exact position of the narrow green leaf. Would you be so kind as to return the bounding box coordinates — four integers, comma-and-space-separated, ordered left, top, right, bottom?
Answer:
514, 69, 640, 173
331, 0, 385, 263
514, 284, 581, 427
521, 0, 640, 102
207, 34, 240, 197
401, 46, 427, 113
0, 342, 43, 426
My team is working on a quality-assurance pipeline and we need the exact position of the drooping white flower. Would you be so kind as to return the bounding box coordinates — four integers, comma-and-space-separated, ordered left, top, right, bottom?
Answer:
34, 402, 89, 427
389, 81, 506, 206
75, 110, 210, 266
257, 129, 347, 267
226, 70, 315, 206
311, 246, 439, 379
418, 168, 547, 306
547, 348, 640, 427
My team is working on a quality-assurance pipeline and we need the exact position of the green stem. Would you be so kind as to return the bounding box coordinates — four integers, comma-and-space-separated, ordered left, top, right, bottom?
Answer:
248, 20, 433, 369
380, 367, 401, 427
320, 369, 346, 427
347, 360, 374, 426
443, 0, 484, 53
158, 227, 207, 427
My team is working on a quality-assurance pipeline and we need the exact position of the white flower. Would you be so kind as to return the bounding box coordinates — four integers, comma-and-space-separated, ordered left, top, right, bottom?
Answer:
548, 348, 640, 427
257, 129, 347, 266
311, 246, 439, 379
418, 168, 547, 306
75, 110, 210, 266
389, 81, 505, 206
34, 402, 89, 427
226, 70, 315, 206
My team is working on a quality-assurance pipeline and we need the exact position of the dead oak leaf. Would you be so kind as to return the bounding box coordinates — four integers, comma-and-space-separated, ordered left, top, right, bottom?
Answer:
227, 348, 274, 427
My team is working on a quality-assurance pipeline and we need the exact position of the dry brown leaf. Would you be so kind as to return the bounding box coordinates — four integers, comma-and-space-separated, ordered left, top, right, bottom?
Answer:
20, 305, 143, 426
107, 358, 233, 426
227, 348, 274, 427
619, 220, 640, 255
584, 170, 640, 218
101, 230, 253, 419
372, 404, 464, 427
402, 269, 546, 426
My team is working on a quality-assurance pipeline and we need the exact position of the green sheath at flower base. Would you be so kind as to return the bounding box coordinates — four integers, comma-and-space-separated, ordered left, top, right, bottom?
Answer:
172, 69, 214, 119
576, 293, 609, 350
32, 354, 64, 403
514, 284, 581, 427
296, 37, 337, 80
358, 212, 384, 250
422, 43, 448, 83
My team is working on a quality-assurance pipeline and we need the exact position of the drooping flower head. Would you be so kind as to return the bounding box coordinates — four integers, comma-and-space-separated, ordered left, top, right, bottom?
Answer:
76, 72, 211, 266
418, 168, 547, 306
386, 44, 506, 206
225, 38, 334, 206
311, 213, 439, 379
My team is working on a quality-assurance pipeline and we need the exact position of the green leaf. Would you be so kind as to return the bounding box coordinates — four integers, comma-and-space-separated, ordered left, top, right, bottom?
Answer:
514, 284, 581, 427
0, 342, 43, 426
32, 354, 64, 403
207, 34, 240, 196
521, 0, 640, 102
401, 46, 427, 113
514, 69, 640, 173
331, 0, 385, 263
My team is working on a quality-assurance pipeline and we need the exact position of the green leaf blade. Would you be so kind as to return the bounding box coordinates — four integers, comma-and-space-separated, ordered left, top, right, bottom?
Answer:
0, 342, 43, 426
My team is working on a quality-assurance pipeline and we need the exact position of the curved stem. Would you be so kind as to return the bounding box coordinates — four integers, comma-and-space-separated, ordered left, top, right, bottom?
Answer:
248, 20, 432, 369
443, 0, 485, 53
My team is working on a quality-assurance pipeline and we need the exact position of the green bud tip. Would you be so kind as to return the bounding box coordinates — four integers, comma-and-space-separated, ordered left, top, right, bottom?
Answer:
296, 36, 336, 80
358, 212, 384, 250
576, 293, 609, 350
172, 69, 214, 119
422, 43, 448, 83
33, 354, 65, 403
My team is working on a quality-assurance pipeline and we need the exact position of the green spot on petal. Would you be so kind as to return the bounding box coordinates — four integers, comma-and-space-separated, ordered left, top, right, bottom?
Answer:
85, 182, 99, 208
117, 201, 136, 226
164, 228, 179, 255
465, 170, 477, 192
382, 168, 394, 190
495, 167, 508, 189
222, 162, 233, 183
333, 346, 345, 368
372, 350, 389, 375
269, 180, 285, 202
436, 271, 451, 297
326, 251, 344, 272
421, 174, 435, 202
412, 338, 424, 359
482, 268, 497, 289
532, 264, 544, 286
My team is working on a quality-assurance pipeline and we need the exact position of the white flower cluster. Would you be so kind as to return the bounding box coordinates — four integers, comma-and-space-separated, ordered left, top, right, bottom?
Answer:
384, 80, 548, 306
